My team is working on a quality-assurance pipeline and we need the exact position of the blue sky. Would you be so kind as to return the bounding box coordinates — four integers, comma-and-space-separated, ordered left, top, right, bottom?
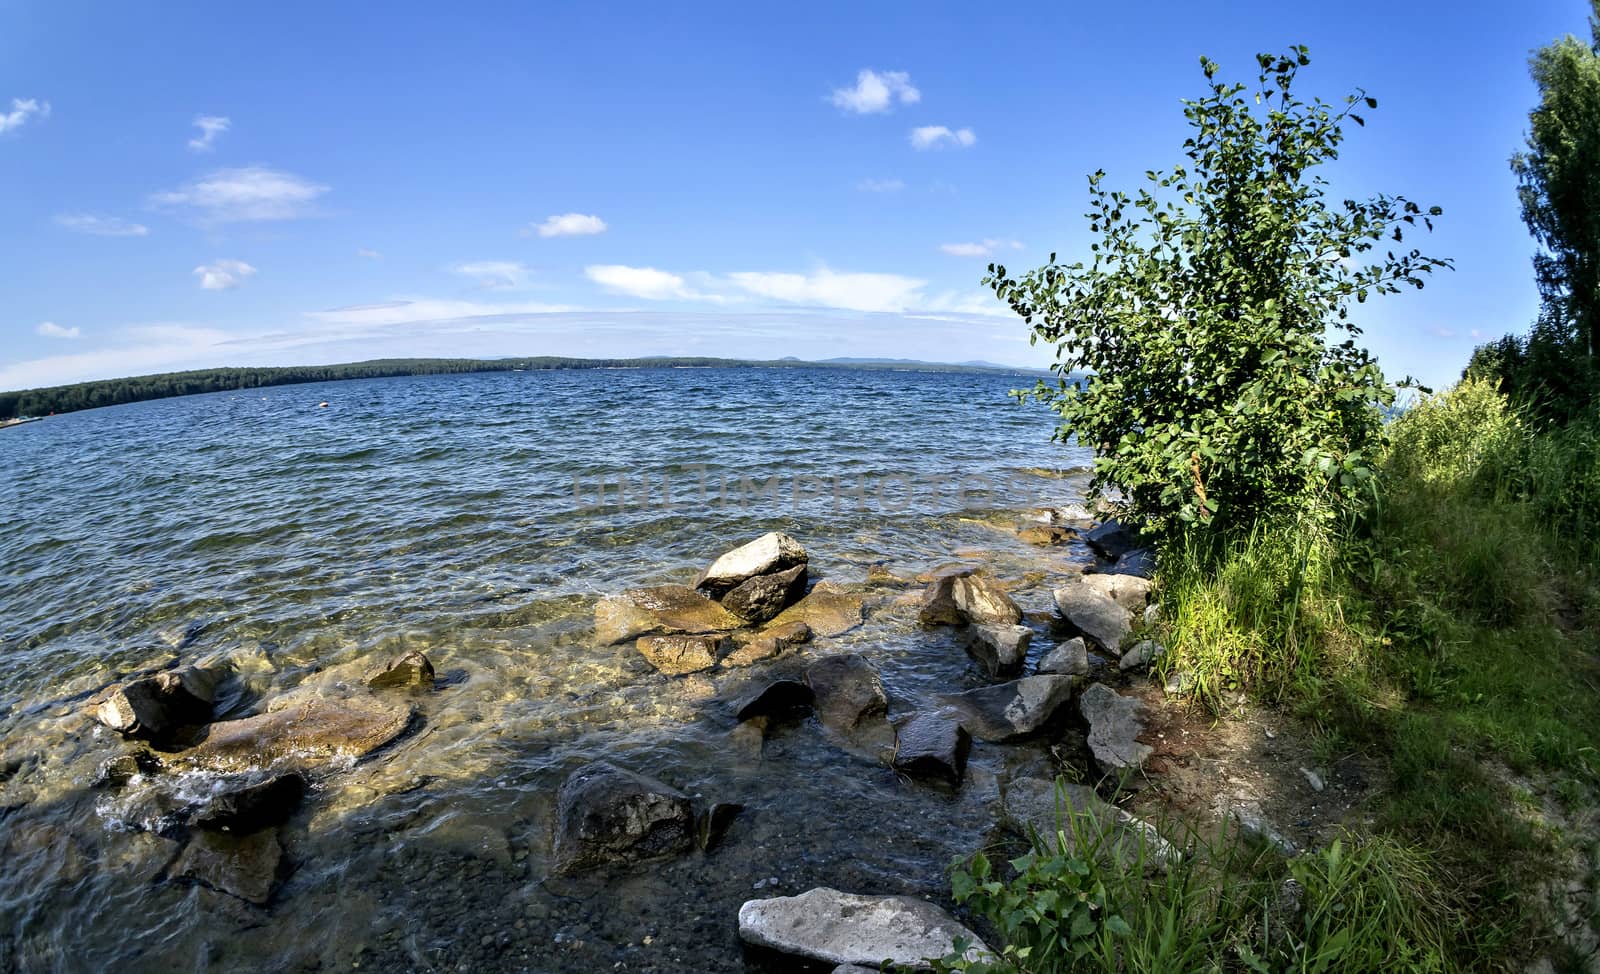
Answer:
0, 0, 1587, 391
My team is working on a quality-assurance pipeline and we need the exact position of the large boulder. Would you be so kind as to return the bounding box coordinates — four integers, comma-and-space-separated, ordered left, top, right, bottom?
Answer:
171, 828, 284, 904
805, 655, 893, 754
764, 583, 864, 637
1001, 776, 1177, 869
892, 711, 970, 788
94, 665, 220, 741
1052, 585, 1132, 655
1074, 573, 1153, 613
166, 697, 411, 774
738, 887, 989, 967
953, 575, 1023, 626
695, 532, 808, 597
721, 564, 808, 624
1079, 684, 1153, 772
636, 634, 725, 676
595, 585, 744, 645
552, 761, 694, 874
942, 675, 1080, 743
967, 624, 1031, 678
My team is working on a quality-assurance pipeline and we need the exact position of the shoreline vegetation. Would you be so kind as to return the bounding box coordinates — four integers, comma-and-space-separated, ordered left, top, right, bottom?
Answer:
0, 356, 1048, 423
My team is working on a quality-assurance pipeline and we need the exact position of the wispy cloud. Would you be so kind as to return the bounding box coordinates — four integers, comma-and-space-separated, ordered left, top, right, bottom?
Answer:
54, 213, 149, 237
452, 260, 532, 290
194, 259, 257, 290
724, 268, 927, 313
857, 178, 906, 193
187, 115, 230, 152
531, 213, 607, 237
0, 325, 232, 391
910, 126, 976, 150
36, 321, 80, 339
585, 264, 710, 301
357, 247, 382, 259
0, 97, 49, 135
307, 297, 579, 327
830, 70, 920, 114
940, 238, 1023, 258
152, 166, 328, 222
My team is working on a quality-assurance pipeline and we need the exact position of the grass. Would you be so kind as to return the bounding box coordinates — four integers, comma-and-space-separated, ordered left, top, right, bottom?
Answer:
941, 379, 1600, 972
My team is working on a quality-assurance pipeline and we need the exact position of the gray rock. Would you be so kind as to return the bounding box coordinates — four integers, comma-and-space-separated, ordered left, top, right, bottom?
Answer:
1079, 684, 1152, 772
1119, 640, 1166, 672
1001, 776, 1178, 870
737, 887, 989, 967
1228, 803, 1297, 855
892, 712, 969, 788
721, 564, 809, 624
594, 585, 744, 645
553, 761, 694, 874
952, 575, 1023, 626
1036, 637, 1088, 677
1300, 767, 1325, 793
190, 771, 306, 833
1052, 585, 1132, 654
636, 633, 726, 676
94, 666, 219, 741
967, 624, 1031, 679
695, 532, 808, 597
734, 679, 815, 722
367, 651, 435, 690
805, 655, 891, 749
1083, 519, 1137, 560
1104, 547, 1155, 579
1075, 573, 1153, 612
1163, 668, 1195, 696
943, 675, 1080, 743
171, 828, 284, 904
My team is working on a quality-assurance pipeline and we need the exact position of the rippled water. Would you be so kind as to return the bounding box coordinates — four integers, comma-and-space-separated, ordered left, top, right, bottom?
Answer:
0, 367, 1095, 973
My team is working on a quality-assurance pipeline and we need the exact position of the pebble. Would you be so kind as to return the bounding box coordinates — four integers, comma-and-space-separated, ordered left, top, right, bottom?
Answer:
1300, 767, 1325, 792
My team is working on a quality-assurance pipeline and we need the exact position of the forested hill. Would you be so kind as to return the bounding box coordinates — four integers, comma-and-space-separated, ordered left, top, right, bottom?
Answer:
0, 356, 1044, 420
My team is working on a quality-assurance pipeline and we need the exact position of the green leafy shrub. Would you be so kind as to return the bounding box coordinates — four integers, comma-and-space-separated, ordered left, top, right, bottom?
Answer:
988, 48, 1449, 539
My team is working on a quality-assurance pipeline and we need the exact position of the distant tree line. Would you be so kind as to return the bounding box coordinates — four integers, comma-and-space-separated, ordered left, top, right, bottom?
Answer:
0, 356, 1029, 420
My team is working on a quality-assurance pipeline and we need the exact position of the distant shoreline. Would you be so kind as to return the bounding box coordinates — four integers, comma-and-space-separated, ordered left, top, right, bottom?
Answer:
0, 356, 1054, 422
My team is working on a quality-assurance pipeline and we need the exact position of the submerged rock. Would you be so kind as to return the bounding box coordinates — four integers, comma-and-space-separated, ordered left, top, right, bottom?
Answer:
171, 828, 284, 905
695, 532, 809, 597
806, 654, 893, 755
942, 675, 1080, 743
892, 711, 970, 788
721, 563, 808, 624
734, 679, 815, 723
738, 887, 989, 967
636, 634, 726, 676
1052, 585, 1132, 655
1079, 683, 1152, 772
1002, 776, 1177, 869
952, 575, 1023, 626
553, 761, 694, 874
166, 697, 411, 774
697, 801, 744, 852
764, 583, 864, 637
367, 651, 435, 690
967, 624, 1031, 678
723, 621, 812, 668
1017, 524, 1075, 546
190, 771, 307, 833
94, 665, 220, 741
1037, 637, 1089, 677
594, 585, 744, 646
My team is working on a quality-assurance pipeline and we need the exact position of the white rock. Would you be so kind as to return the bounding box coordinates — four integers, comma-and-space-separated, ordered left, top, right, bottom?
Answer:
1079, 683, 1152, 771
738, 887, 989, 968
1037, 637, 1089, 677
1052, 586, 1132, 654
695, 532, 808, 596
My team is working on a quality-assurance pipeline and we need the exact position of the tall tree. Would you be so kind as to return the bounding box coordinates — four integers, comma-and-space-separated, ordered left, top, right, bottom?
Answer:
1512, 0, 1600, 360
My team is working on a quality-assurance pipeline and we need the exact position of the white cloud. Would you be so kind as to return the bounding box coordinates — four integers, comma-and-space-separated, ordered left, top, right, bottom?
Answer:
151, 167, 328, 222
830, 70, 920, 114
0, 97, 49, 135
585, 264, 709, 301
910, 126, 976, 150
532, 213, 607, 237
0, 325, 232, 391
857, 178, 905, 193
940, 238, 1023, 258
357, 248, 382, 259
307, 297, 579, 327
724, 268, 928, 313
452, 260, 532, 289
187, 115, 230, 152
194, 259, 257, 290
53, 213, 149, 237
36, 321, 80, 339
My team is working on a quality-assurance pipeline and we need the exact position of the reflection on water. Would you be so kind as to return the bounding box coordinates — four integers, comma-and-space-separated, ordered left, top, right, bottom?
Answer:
0, 367, 1092, 972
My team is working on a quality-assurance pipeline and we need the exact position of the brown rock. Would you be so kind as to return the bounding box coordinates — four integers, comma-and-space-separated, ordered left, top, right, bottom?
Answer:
636, 634, 725, 676
167, 697, 411, 774
918, 574, 966, 626
172, 828, 284, 905
765, 583, 863, 637
594, 585, 744, 645
367, 650, 435, 690
1018, 525, 1076, 545
953, 575, 1023, 626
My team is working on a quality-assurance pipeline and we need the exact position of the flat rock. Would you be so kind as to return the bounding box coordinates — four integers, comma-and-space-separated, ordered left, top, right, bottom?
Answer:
942, 675, 1080, 743
595, 585, 744, 646
171, 828, 284, 905
1079, 683, 1152, 772
695, 532, 808, 597
1037, 637, 1089, 677
1017, 524, 1075, 545
738, 887, 988, 967
952, 575, 1022, 626
1052, 585, 1132, 655
765, 583, 864, 637
892, 712, 969, 788
1001, 776, 1177, 869
636, 634, 725, 676
166, 697, 411, 774
367, 651, 435, 690
1075, 573, 1153, 612
552, 761, 694, 874
721, 564, 808, 624
967, 624, 1031, 678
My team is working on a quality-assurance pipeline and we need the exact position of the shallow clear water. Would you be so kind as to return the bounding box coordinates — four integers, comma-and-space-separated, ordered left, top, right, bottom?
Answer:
0, 367, 1094, 972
